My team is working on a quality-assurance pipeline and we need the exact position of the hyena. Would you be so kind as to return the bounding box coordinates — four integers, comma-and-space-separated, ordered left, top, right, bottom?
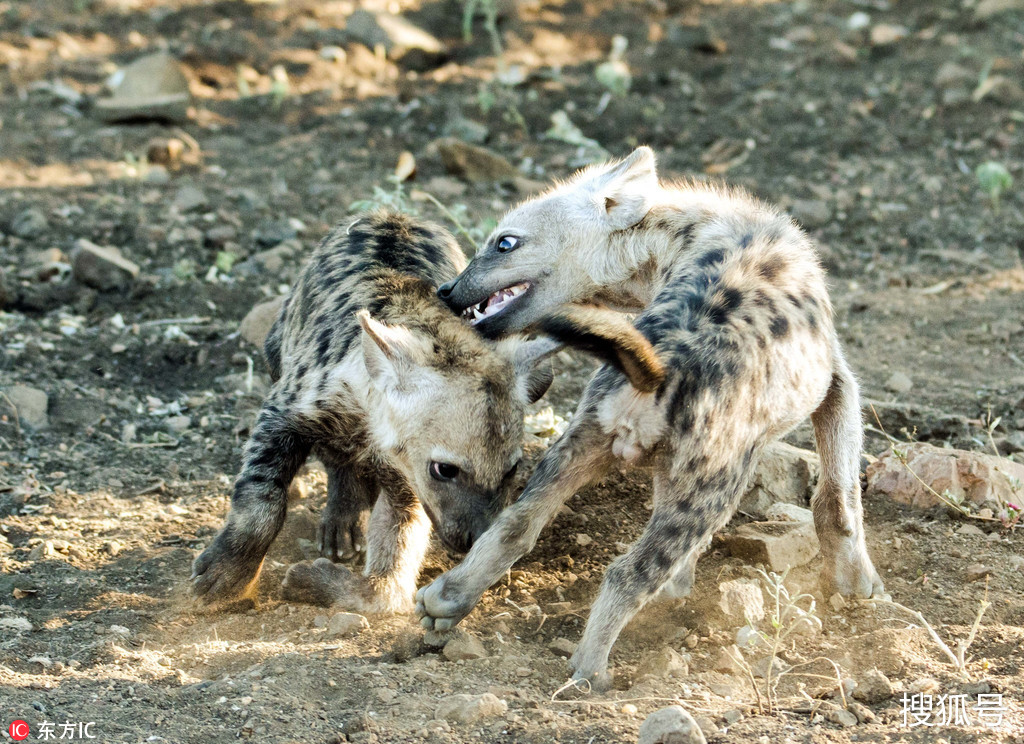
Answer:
191, 211, 660, 614
416, 147, 884, 688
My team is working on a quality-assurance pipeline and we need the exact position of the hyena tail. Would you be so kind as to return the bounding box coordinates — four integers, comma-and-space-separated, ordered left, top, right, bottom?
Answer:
528, 305, 666, 393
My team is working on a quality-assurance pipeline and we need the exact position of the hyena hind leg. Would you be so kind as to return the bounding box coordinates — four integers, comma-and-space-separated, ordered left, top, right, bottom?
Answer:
810, 355, 884, 599
283, 490, 431, 613
317, 466, 375, 562
569, 454, 757, 690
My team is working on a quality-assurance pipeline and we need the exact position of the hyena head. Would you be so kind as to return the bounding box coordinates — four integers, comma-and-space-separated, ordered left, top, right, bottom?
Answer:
356, 309, 555, 555
438, 146, 660, 338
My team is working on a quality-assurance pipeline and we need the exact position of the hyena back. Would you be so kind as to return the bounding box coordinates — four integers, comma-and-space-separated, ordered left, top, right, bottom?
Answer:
419, 147, 883, 687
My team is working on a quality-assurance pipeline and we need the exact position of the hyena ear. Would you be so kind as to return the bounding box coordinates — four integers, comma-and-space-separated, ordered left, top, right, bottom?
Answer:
357, 310, 430, 390
593, 146, 658, 230
496, 336, 561, 404
529, 305, 665, 393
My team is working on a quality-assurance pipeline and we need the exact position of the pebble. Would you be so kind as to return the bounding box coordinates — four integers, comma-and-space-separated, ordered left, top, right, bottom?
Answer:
71, 239, 139, 291
870, 23, 908, 46
638, 705, 707, 744
827, 708, 858, 727
957, 523, 985, 537
643, 647, 689, 678
11, 208, 48, 238
173, 184, 208, 212
575, 533, 593, 547
442, 630, 487, 661
966, 563, 992, 582
721, 708, 743, 725
853, 669, 893, 703
848, 701, 876, 723
312, 615, 329, 629
434, 693, 507, 724
884, 371, 913, 394
790, 199, 832, 229
909, 677, 940, 694
0, 617, 33, 632
620, 703, 638, 716
548, 637, 577, 658
240, 296, 286, 349
326, 612, 369, 638
165, 415, 192, 433
345, 9, 447, 71
3, 384, 49, 430
713, 646, 744, 675
718, 579, 765, 623
104, 540, 124, 556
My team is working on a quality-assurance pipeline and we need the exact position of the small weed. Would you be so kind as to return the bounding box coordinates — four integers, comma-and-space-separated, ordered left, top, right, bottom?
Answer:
975, 161, 1013, 214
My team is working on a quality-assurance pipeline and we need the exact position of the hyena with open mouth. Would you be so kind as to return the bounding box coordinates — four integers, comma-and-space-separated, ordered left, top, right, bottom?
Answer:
191, 211, 661, 614
418, 147, 884, 688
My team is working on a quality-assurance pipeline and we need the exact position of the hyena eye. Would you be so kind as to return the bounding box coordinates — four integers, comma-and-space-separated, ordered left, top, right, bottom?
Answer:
496, 235, 519, 253
429, 462, 460, 481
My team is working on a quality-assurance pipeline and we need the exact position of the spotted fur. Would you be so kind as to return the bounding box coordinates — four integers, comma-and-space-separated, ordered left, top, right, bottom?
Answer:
418, 147, 884, 688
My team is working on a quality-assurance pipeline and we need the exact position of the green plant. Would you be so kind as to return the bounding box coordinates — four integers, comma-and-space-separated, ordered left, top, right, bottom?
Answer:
462, 0, 503, 63
976, 161, 1013, 213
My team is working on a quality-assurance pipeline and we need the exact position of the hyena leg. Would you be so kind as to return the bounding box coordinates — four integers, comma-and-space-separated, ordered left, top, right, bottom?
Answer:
283, 489, 431, 613
192, 401, 310, 602
317, 467, 375, 562
416, 388, 621, 631
811, 354, 884, 598
569, 448, 759, 690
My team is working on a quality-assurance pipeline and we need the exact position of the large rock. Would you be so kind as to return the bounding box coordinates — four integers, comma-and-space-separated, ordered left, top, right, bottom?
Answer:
71, 239, 139, 291
240, 296, 285, 350
434, 693, 507, 724
866, 442, 1024, 509
719, 519, 819, 572
740, 442, 820, 517
2, 385, 49, 430
95, 51, 191, 123
345, 10, 446, 71
638, 705, 707, 744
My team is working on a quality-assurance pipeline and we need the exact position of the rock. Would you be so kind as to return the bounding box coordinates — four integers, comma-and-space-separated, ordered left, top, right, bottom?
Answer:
442, 630, 487, 661
165, 415, 191, 433
637, 705, 707, 744
205, 225, 238, 247
693, 716, 718, 737
719, 519, 819, 572
713, 645, 745, 675
173, 184, 208, 212
345, 10, 447, 71
95, 51, 191, 123
71, 239, 139, 291
827, 708, 858, 727
245, 242, 298, 274
869, 24, 907, 46
240, 296, 286, 349
0, 617, 32, 632
740, 442, 819, 518
442, 117, 489, 144
790, 199, 832, 229
11, 208, 48, 238
253, 219, 300, 247
434, 693, 507, 724
852, 669, 893, 703
866, 442, 1024, 510
435, 138, 521, 184
718, 579, 765, 623
934, 62, 974, 90
575, 533, 593, 546
422, 629, 452, 648
966, 563, 992, 582
722, 708, 743, 725
3, 384, 49, 430
421, 176, 467, 199
975, 0, 1024, 19
751, 655, 786, 679
848, 701, 876, 724
548, 637, 577, 658
642, 647, 689, 678
763, 503, 814, 523
884, 371, 913, 394
326, 611, 369, 638
957, 523, 985, 537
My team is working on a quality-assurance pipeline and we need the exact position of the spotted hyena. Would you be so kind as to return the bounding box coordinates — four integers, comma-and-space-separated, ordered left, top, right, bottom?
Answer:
417, 147, 884, 688
191, 210, 661, 615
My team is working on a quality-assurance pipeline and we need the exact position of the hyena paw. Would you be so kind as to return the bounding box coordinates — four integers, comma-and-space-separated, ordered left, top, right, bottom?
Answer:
281, 558, 371, 609
820, 539, 885, 600
414, 572, 480, 632
317, 505, 371, 562
191, 530, 265, 603
568, 649, 613, 693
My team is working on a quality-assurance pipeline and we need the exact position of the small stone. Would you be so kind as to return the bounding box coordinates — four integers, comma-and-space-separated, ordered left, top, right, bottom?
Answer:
975, 0, 1024, 19
718, 579, 765, 623
422, 629, 453, 648
313, 615, 329, 629
205, 225, 237, 247
144, 165, 171, 184
790, 199, 832, 229
848, 701, 876, 724
548, 637, 577, 658
713, 645, 744, 675
173, 184, 208, 212
95, 51, 191, 123
3, 385, 49, 430
253, 219, 299, 247
722, 709, 743, 725
719, 519, 819, 573
763, 503, 814, 523
421, 176, 467, 200
434, 138, 522, 184
434, 693, 507, 724
961, 679, 992, 696
104, 540, 124, 556
515, 666, 532, 677
442, 117, 489, 144
966, 563, 992, 582
642, 647, 689, 678
376, 688, 397, 703
683, 633, 699, 649
829, 592, 847, 612
0, 617, 33, 632
751, 655, 786, 679
29, 541, 58, 561
884, 371, 913, 394
910, 677, 940, 694
741, 443, 820, 518
442, 630, 487, 661
11, 208, 48, 238
638, 705, 707, 744
326, 611, 369, 638
165, 415, 191, 433
853, 669, 893, 703
693, 716, 718, 737
827, 708, 858, 727
957, 523, 985, 537
240, 296, 286, 349
71, 239, 139, 291
346, 10, 447, 70
621, 703, 638, 716
575, 533, 593, 547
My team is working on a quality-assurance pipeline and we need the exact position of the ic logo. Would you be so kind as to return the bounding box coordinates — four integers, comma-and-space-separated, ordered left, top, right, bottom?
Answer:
9, 720, 30, 741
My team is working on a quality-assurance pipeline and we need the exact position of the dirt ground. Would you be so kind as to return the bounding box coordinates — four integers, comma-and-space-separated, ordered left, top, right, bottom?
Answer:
2, 0, 1023, 742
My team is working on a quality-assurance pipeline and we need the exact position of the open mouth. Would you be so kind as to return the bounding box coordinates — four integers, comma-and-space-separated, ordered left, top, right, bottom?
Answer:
461, 282, 531, 325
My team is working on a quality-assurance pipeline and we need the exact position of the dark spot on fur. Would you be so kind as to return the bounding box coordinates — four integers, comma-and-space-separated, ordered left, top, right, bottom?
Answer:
696, 248, 724, 268
739, 233, 753, 249
758, 256, 784, 280
769, 315, 790, 338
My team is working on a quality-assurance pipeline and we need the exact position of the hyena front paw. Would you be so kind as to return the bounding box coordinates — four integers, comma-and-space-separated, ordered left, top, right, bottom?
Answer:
414, 572, 480, 632
568, 649, 613, 693
317, 505, 371, 562
820, 537, 885, 600
282, 558, 372, 609
191, 529, 265, 603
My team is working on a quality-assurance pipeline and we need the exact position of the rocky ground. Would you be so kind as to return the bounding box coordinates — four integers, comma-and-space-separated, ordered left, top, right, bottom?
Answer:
1, 0, 1023, 742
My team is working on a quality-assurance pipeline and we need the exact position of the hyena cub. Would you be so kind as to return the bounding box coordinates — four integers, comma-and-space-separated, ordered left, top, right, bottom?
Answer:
191, 211, 659, 614
419, 147, 884, 688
